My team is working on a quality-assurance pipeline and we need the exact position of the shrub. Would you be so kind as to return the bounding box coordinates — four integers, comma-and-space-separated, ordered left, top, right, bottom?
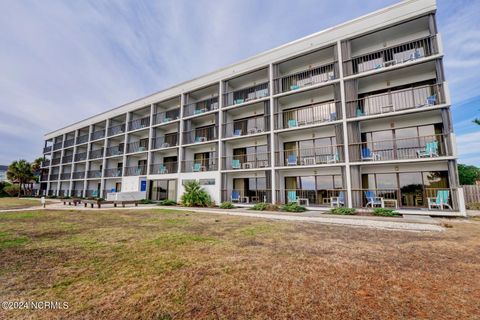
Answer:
281, 202, 307, 212
372, 208, 400, 217
329, 207, 356, 215
220, 202, 235, 209
180, 181, 212, 207
158, 199, 177, 206
466, 202, 480, 210
3, 185, 20, 197
139, 199, 155, 204
0, 181, 12, 196
251, 203, 269, 211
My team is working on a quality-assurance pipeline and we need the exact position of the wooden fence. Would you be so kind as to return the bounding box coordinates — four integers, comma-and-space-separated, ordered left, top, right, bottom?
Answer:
462, 185, 480, 203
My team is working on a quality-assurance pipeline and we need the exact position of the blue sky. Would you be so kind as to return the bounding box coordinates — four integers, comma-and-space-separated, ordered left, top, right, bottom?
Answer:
0, 0, 479, 166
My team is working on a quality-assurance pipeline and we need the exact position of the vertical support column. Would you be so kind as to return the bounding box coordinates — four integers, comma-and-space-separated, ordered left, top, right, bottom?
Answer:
147, 104, 155, 175
56, 134, 65, 196
218, 80, 224, 202
268, 63, 276, 204
100, 119, 110, 197
122, 113, 130, 177
68, 132, 77, 197
177, 93, 186, 202
84, 125, 93, 197
337, 41, 353, 208
46, 140, 52, 196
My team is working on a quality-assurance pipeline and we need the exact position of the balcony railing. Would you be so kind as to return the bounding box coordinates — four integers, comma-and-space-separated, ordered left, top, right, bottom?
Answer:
89, 148, 104, 159
91, 129, 105, 141
128, 116, 150, 131
64, 138, 75, 148
43, 146, 52, 153
276, 189, 346, 206
346, 83, 445, 118
153, 108, 180, 125
223, 115, 269, 138
181, 159, 218, 172
71, 190, 83, 197
108, 123, 126, 136
222, 153, 271, 170
62, 155, 73, 164
126, 141, 148, 153
183, 97, 219, 117
223, 82, 269, 107
106, 145, 124, 157
60, 173, 71, 180
151, 135, 178, 149
350, 188, 457, 210
74, 152, 87, 162
222, 189, 272, 204
275, 145, 344, 166
42, 159, 50, 167
343, 35, 438, 76
183, 126, 218, 144
76, 134, 89, 144
49, 173, 59, 180
274, 62, 337, 94
87, 170, 102, 179
104, 168, 123, 178
72, 171, 85, 179
41, 174, 49, 181
275, 101, 341, 129
53, 142, 63, 150
85, 190, 100, 197
51, 158, 61, 165
124, 165, 147, 176
150, 162, 178, 174
348, 134, 449, 162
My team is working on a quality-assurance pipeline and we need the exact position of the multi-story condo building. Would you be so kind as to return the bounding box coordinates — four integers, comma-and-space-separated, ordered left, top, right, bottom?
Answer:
40, 0, 465, 215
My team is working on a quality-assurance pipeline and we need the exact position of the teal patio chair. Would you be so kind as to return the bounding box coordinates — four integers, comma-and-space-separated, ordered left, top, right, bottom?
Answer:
287, 191, 297, 203
287, 119, 298, 128
193, 163, 202, 172
231, 159, 241, 169
428, 190, 452, 210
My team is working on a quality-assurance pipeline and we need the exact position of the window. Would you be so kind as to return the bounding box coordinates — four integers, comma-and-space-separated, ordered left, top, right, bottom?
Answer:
199, 179, 215, 185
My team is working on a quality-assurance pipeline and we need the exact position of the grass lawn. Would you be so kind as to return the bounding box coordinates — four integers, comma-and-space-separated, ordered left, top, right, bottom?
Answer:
0, 197, 43, 210
0, 209, 479, 319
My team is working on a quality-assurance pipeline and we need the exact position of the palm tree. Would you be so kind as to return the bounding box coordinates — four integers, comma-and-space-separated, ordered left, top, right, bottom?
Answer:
6, 160, 34, 197
474, 119, 480, 125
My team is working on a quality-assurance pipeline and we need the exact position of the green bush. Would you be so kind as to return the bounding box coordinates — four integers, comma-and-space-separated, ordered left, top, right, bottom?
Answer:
220, 201, 235, 209
251, 203, 269, 211
281, 202, 307, 212
329, 207, 356, 215
180, 181, 212, 207
158, 199, 177, 206
139, 199, 155, 204
0, 181, 12, 196
372, 208, 400, 217
466, 202, 480, 210
3, 185, 20, 197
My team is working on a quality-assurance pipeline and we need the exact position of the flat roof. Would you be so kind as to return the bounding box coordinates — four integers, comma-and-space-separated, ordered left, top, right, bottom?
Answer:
45, 0, 436, 139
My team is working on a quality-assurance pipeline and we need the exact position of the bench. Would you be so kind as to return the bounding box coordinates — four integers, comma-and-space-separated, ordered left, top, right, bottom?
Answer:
63, 198, 82, 206
81, 199, 114, 208
113, 200, 139, 207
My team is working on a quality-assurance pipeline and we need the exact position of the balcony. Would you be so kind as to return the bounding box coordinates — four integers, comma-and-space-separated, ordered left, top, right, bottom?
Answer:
60, 173, 71, 180
104, 168, 123, 178
348, 134, 449, 162
126, 141, 148, 154
53, 141, 63, 151
76, 134, 89, 145
108, 123, 126, 136
223, 115, 269, 138
128, 116, 150, 131
347, 83, 445, 118
223, 82, 269, 107
153, 108, 180, 125
42, 159, 50, 167
62, 155, 73, 164
87, 170, 102, 179
222, 189, 271, 204
41, 174, 49, 181
151, 135, 178, 149
275, 145, 344, 167
72, 171, 85, 179
274, 62, 337, 94
222, 153, 271, 170
276, 189, 346, 206
343, 35, 438, 76
150, 162, 178, 174
43, 146, 52, 153
64, 138, 75, 148
183, 97, 218, 117
91, 129, 105, 141
181, 159, 218, 172
106, 145, 124, 157
89, 148, 104, 159
49, 173, 59, 180
71, 190, 83, 197
275, 101, 340, 129
124, 165, 147, 176
183, 126, 218, 144
51, 158, 61, 165
74, 152, 87, 162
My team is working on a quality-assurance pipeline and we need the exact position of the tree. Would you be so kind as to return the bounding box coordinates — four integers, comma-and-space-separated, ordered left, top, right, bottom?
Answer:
30, 157, 43, 183
458, 164, 480, 185
474, 119, 480, 125
180, 181, 212, 207
6, 159, 34, 197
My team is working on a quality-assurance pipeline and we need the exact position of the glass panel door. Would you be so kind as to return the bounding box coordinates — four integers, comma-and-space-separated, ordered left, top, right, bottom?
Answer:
399, 172, 423, 207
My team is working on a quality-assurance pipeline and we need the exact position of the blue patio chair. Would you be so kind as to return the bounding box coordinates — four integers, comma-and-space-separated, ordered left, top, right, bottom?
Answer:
287, 191, 297, 203
428, 190, 452, 210
331, 191, 345, 207
231, 159, 241, 169
193, 163, 202, 172
231, 190, 240, 203
327, 152, 339, 164
365, 191, 383, 207
233, 129, 242, 136
159, 164, 168, 174
287, 154, 297, 166
92, 190, 98, 198
163, 117, 171, 123
330, 112, 337, 121
361, 147, 379, 161
356, 108, 364, 117
290, 85, 300, 90
287, 119, 298, 128
417, 141, 439, 158
426, 94, 437, 106
234, 99, 244, 104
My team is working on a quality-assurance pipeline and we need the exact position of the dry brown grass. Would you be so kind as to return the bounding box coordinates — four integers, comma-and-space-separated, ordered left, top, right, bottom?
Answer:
0, 198, 43, 210
0, 209, 479, 319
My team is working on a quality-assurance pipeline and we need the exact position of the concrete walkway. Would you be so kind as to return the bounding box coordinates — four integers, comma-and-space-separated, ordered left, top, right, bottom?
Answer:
0, 202, 446, 232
